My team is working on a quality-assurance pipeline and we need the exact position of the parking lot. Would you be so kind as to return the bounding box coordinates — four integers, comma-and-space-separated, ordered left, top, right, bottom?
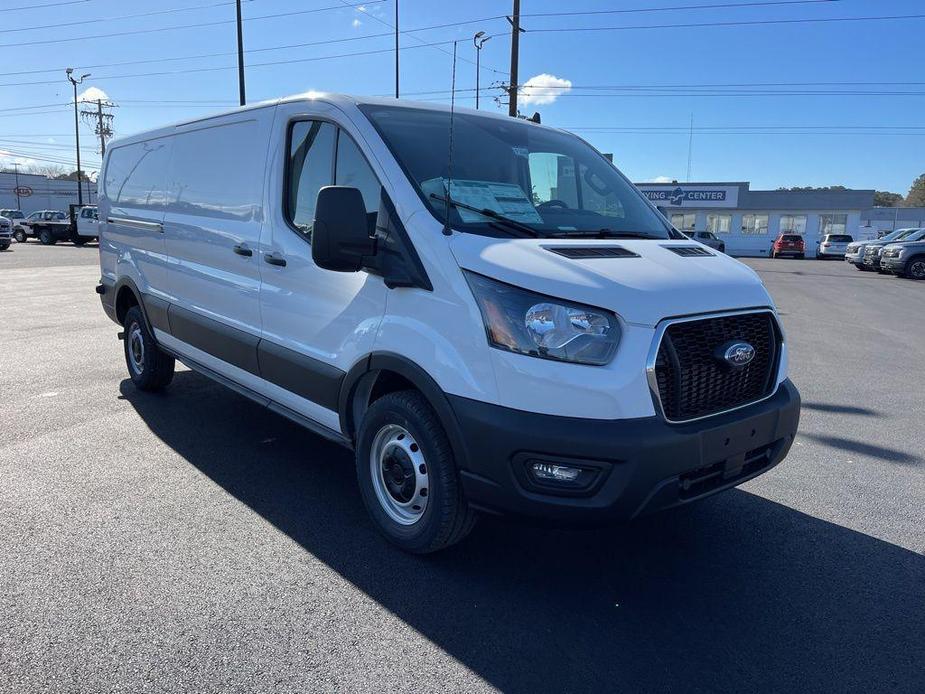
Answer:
1, 241, 922, 693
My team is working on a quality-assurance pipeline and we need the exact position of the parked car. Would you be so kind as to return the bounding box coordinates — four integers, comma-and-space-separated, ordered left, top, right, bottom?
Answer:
861, 228, 923, 272
0, 209, 28, 242
71, 205, 99, 245
97, 93, 800, 553
849, 228, 920, 271
816, 233, 853, 259
771, 234, 805, 258
879, 228, 925, 279
20, 209, 71, 244
685, 231, 726, 253
0, 215, 12, 250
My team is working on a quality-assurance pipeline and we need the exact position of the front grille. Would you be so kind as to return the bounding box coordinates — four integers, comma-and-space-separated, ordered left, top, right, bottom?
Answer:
653, 312, 781, 421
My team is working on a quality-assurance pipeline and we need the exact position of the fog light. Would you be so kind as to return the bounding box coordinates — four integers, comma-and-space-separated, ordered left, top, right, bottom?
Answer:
531, 462, 581, 483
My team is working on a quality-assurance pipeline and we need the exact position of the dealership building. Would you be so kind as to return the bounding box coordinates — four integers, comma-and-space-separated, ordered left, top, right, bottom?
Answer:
0, 171, 97, 215
634, 181, 882, 257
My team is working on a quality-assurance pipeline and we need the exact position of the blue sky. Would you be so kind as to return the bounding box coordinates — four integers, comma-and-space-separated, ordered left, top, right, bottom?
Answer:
2, 0, 923, 194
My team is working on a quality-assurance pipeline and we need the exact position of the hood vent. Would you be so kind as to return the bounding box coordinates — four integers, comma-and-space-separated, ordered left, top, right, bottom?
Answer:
664, 245, 714, 257
545, 246, 639, 259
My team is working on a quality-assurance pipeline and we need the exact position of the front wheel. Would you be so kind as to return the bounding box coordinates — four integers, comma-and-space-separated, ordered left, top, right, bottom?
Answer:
70, 232, 87, 246
356, 390, 477, 553
123, 306, 175, 391
907, 257, 925, 280
13, 229, 26, 243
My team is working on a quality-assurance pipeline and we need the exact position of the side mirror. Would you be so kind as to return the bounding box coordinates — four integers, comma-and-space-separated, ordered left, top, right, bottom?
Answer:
311, 186, 376, 272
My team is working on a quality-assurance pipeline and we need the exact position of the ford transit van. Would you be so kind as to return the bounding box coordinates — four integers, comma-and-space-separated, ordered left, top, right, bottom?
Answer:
97, 94, 800, 553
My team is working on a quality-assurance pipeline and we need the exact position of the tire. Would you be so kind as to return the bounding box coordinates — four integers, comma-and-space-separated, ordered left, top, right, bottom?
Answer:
0, 242, 9, 251
13, 229, 26, 243
122, 305, 175, 391
70, 232, 87, 246
38, 228, 56, 245
907, 256, 925, 280
796, 253, 804, 259
356, 389, 477, 553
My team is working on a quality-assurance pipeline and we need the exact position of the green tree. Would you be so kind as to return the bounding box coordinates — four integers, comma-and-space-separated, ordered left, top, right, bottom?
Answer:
905, 173, 925, 207
874, 191, 903, 207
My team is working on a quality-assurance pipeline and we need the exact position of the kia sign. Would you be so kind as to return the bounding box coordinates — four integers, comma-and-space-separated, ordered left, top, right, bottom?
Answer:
636, 184, 739, 208
14, 185, 32, 198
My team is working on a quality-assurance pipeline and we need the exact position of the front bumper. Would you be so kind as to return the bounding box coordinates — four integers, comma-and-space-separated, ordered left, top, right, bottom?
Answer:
450, 380, 800, 523
844, 253, 862, 265
880, 256, 905, 273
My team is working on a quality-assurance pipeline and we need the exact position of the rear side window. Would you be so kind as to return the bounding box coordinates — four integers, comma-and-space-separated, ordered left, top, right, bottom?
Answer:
166, 120, 262, 220
287, 120, 382, 238
104, 139, 171, 207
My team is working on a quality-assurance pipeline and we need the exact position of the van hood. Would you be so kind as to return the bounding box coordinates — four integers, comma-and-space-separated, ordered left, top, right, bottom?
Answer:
450, 235, 774, 327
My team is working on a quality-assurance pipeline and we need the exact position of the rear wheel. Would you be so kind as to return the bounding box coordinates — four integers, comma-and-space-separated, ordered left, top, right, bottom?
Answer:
356, 390, 477, 553
796, 253, 804, 259
38, 228, 56, 245
123, 306, 175, 391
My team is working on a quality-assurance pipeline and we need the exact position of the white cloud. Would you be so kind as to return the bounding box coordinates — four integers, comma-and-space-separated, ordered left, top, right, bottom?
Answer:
650, 176, 674, 183
76, 86, 109, 104
519, 74, 572, 106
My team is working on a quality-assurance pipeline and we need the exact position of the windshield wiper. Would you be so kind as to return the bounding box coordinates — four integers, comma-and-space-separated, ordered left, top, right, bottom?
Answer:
547, 229, 660, 239
429, 193, 544, 238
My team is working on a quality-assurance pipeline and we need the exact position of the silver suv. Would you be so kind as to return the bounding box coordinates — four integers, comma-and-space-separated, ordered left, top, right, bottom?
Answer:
684, 231, 726, 253
879, 229, 925, 280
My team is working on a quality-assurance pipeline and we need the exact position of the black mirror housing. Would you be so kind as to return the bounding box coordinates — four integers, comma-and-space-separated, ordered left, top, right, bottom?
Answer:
311, 186, 376, 272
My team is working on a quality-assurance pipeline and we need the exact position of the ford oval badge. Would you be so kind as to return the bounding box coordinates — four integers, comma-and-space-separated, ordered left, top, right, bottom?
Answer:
719, 341, 756, 367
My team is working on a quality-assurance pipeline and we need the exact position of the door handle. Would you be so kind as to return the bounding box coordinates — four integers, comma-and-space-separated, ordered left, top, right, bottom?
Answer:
264, 251, 287, 267
233, 243, 253, 257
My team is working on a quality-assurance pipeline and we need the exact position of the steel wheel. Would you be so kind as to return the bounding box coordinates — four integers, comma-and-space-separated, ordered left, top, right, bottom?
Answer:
369, 423, 429, 526
127, 322, 145, 376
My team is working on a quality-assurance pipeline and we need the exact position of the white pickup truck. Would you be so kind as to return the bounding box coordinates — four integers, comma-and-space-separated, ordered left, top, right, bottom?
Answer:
73, 205, 99, 244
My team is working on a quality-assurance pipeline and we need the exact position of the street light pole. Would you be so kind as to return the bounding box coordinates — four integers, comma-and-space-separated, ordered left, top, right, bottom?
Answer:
66, 68, 90, 207
473, 32, 490, 109
394, 0, 399, 99
13, 162, 21, 210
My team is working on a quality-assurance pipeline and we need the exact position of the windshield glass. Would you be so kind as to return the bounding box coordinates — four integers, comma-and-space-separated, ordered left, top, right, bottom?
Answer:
902, 229, 925, 241
360, 104, 671, 238
2, 210, 24, 219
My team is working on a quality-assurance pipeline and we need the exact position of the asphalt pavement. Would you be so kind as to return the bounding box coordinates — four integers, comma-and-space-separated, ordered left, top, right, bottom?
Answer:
1, 240, 922, 693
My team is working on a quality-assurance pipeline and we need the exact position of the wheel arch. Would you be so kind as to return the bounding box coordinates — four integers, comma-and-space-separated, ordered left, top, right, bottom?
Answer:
339, 352, 471, 471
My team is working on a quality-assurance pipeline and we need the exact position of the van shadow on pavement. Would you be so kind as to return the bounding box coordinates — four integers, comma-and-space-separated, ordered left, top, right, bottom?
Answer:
120, 372, 924, 694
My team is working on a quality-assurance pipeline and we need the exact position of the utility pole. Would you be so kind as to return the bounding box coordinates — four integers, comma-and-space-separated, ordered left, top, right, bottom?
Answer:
473, 31, 491, 109
236, 0, 246, 105
66, 68, 90, 206
394, 0, 399, 98
80, 98, 116, 157
506, 0, 522, 117
686, 113, 694, 181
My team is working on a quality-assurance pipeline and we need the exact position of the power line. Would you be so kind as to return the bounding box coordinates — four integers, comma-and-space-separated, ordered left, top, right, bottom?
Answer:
520, 0, 844, 19
0, 0, 92, 12
0, 0, 383, 48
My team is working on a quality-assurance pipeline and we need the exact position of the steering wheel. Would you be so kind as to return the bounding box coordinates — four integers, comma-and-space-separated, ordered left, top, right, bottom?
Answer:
537, 199, 569, 209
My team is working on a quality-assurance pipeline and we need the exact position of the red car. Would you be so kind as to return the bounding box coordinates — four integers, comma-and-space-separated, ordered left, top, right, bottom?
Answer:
771, 234, 805, 259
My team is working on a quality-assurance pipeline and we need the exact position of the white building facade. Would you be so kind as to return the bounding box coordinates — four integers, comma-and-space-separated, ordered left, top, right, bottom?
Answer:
0, 171, 97, 215
634, 181, 875, 258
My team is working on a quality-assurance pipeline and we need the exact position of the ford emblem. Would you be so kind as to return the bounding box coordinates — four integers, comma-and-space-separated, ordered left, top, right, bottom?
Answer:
717, 341, 756, 367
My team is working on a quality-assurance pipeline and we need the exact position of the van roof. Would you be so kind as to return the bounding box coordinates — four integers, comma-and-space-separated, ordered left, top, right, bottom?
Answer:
106, 92, 552, 151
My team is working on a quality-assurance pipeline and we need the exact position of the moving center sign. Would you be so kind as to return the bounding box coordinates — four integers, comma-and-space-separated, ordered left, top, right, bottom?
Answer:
636, 184, 739, 208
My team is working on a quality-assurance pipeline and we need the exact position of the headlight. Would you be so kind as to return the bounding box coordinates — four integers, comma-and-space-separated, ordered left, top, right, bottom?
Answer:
464, 271, 620, 365
877, 247, 886, 256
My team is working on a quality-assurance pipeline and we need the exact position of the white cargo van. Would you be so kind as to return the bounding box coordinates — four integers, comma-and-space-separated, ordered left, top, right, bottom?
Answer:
97, 93, 800, 553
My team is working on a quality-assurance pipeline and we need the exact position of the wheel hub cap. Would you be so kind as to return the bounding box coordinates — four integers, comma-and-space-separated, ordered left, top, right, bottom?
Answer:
128, 324, 145, 375
370, 424, 429, 525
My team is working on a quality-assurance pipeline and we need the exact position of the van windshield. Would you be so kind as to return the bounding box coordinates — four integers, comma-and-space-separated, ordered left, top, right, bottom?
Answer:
360, 104, 671, 239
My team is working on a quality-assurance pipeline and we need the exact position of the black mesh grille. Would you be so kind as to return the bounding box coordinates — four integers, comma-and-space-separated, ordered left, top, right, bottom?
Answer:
665, 246, 714, 257
545, 246, 638, 259
654, 312, 780, 421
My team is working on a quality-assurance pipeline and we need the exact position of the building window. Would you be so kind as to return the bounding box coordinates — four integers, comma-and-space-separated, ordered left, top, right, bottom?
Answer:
670, 212, 696, 231
706, 213, 732, 234
741, 214, 769, 235
820, 213, 848, 236
779, 214, 807, 234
